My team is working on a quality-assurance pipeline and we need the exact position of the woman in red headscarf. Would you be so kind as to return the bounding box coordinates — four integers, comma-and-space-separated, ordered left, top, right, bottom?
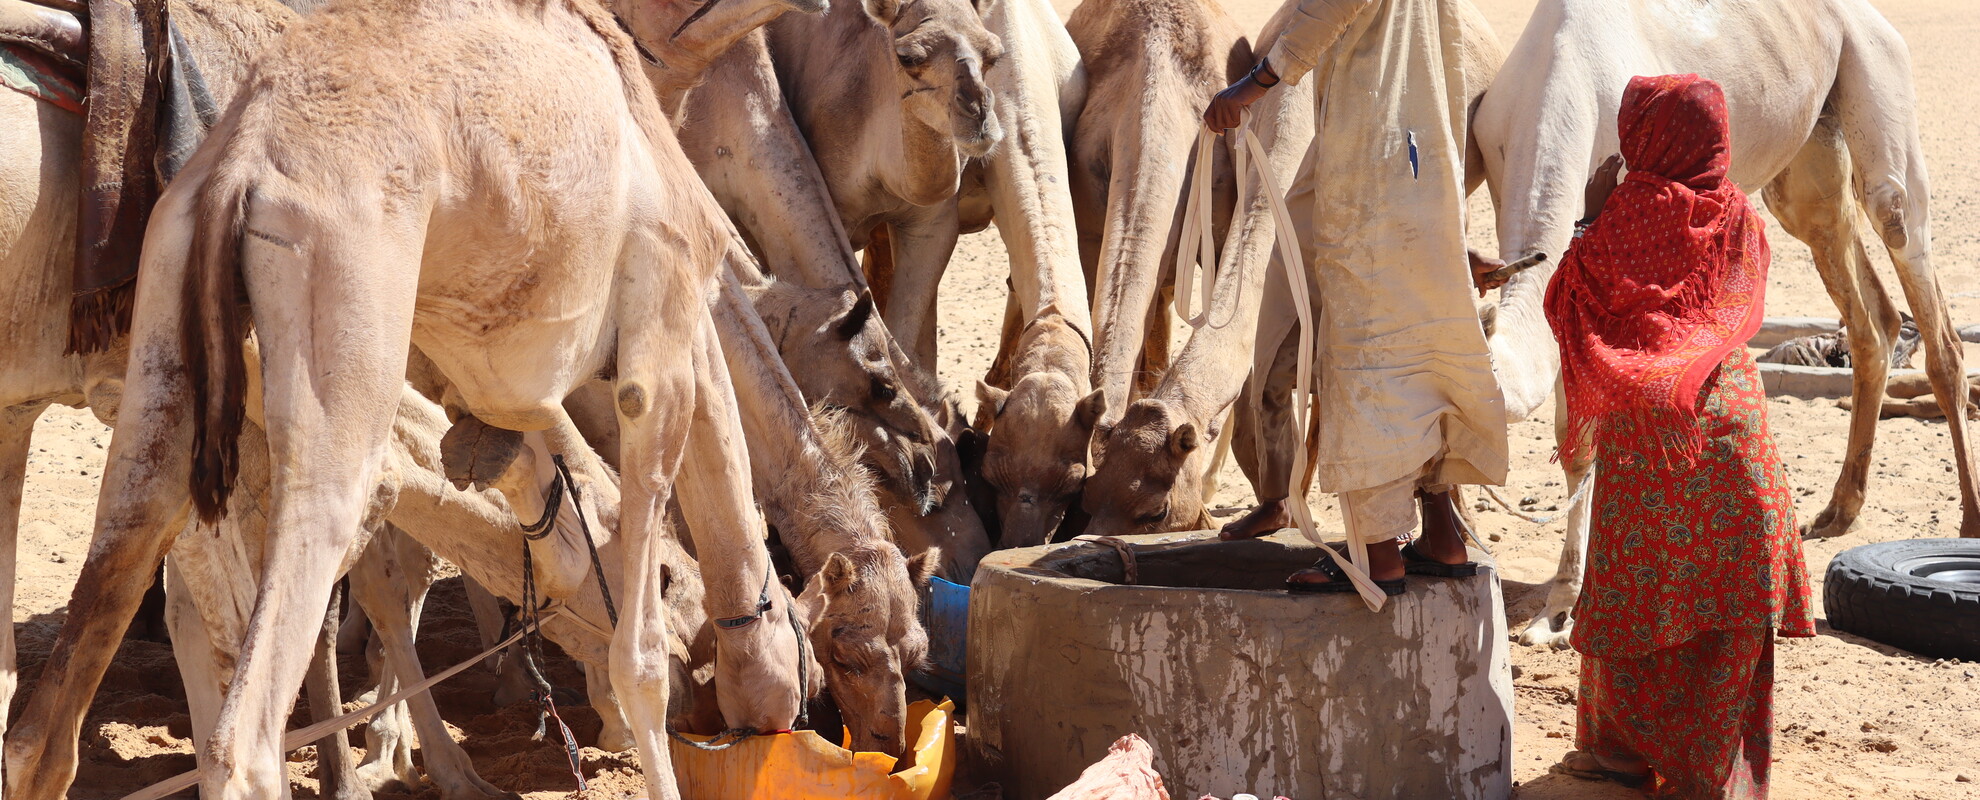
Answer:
1543, 74, 1815, 798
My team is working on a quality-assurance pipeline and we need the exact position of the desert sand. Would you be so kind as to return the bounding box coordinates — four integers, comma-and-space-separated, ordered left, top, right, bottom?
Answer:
16, 0, 1980, 797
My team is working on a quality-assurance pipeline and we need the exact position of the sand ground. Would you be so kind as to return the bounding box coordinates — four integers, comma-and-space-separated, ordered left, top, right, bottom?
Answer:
16, 0, 1980, 797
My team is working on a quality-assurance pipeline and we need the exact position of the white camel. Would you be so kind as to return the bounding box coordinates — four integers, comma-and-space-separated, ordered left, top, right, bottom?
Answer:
1474, 0, 1977, 646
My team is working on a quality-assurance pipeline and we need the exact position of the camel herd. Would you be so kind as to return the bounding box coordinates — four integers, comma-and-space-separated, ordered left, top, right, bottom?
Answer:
0, 0, 1968, 797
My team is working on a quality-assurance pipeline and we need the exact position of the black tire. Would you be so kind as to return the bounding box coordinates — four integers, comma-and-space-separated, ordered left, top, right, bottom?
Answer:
1825, 538, 1980, 661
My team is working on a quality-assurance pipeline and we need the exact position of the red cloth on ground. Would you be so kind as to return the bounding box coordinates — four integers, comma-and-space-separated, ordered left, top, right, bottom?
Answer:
1578, 628, 1776, 799
1046, 734, 1170, 800
1545, 74, 1770, 464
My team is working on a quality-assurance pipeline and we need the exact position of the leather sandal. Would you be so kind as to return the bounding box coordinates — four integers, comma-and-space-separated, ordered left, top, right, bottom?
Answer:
1286, 553, 1405, 595
1399, 541, 1479, 578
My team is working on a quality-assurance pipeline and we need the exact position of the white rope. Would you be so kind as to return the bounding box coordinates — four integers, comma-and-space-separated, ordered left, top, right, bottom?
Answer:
1200, 112, 1388, 610
1172, 124, 1220, 328
120, 608, 567, 800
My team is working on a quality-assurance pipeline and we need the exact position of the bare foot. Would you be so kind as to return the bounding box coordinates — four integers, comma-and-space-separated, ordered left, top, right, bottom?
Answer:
1413, 490, 1471, 565
1220, 499, 1290, 540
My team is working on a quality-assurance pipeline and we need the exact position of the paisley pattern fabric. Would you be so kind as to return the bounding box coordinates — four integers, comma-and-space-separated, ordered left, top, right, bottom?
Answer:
1578, 628, 1776, 799
1571, 348, 1815, 660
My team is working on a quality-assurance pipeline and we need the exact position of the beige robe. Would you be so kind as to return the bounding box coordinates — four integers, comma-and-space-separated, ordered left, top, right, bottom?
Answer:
1263, 0, 1508, 495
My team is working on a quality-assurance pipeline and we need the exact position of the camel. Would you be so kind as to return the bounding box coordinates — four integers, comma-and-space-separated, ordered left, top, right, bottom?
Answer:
1472, 0, 1978, 647
947, 0, 1107, 549
676, 31, 994, 578
767, 0, 1004, 372
1, 1, 811, 797
162, 394, 678, 800
1065, 0, 1248, 427
1074, 4, 1316, 537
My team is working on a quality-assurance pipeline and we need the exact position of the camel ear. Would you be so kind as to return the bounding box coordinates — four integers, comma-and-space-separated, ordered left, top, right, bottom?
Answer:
836, 290, 875, 340
793, 570, 828, 623
820, 551, 859, 596
976, 381, 1009, 419
862, 0, 900, 26
906, 547, 943, 585
1168, 422, 1199, 458
1073, 389, 1105, 431
1090, 420, 1114, 461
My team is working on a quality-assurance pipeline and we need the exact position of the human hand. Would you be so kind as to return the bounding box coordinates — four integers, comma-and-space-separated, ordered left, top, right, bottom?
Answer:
1583, 153, 1624, 219
1204, 61, 1277, 131
1469, 249, 1508, 297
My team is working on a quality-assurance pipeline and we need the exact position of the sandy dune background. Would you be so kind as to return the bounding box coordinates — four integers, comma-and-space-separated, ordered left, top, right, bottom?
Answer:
15, 0, 1979, 797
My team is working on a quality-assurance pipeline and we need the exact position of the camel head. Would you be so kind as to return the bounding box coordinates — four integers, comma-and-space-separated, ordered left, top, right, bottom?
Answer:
863, 0, 1005, 159
752, 283, 947, 510
1080, 398, 1215, 536
973, 312, 1106, 547
793, 548, 939, 757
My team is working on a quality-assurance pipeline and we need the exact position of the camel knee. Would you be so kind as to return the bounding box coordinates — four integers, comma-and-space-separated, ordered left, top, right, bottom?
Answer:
1863, 181, 1911, 251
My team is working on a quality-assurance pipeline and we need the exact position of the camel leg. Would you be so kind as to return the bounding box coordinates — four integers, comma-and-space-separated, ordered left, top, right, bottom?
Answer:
335, 595, 373, 656
1761, 116, 1900, 539
198, 210, 417, 798
461, 575, 533, 706
165, 562, 226, 772
585, 663, 635, 752
305, 581, 369, 800
862, 224, 896, 318
355, 643, 417, 791
348, 527, 515, 800
5, 190, 201, 800
984, 289, 1024, 390
878, 202, 963, 371
1833, 43, 1980, 537
606, 281, 743, 800
666, 307, 806, 732
1518, 390, 1594, 649
0, 405, 38, 792
1219, 265, 1299, 541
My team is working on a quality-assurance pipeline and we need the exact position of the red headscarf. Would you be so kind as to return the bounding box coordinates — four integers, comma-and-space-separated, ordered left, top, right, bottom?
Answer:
1544, 74, 1769, 463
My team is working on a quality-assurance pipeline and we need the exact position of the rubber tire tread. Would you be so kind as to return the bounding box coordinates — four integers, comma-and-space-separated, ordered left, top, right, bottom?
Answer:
1824, 538, 1980, 661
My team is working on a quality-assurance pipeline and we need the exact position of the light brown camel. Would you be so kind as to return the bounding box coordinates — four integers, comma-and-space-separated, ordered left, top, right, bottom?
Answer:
953, 0, 1104, 549
162, 399, 680, 800
767, 0, 1004, 372
676, 31, 994, 579
1074, 4, 1316, 537
1473, 0, 1978, 647
1065, 0, 1248, 426
2, 1, 805, 797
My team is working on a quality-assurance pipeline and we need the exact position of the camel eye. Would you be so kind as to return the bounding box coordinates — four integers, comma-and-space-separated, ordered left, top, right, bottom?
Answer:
872, 379, 897, 403
1135, 506, 1168, 526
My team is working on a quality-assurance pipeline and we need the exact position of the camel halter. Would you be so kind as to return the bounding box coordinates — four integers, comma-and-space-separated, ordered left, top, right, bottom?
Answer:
1181, 112, 1390, 611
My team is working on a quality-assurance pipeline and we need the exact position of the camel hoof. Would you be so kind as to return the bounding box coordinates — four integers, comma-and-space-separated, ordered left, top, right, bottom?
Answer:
1517, 611, 1575, 650
440, 415, 525, 491
1801, 507, 1858, 540
595, 728, 636, 753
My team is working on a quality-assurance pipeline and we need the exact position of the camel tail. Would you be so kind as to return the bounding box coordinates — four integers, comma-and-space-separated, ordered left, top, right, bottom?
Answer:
181, 174, 251, 523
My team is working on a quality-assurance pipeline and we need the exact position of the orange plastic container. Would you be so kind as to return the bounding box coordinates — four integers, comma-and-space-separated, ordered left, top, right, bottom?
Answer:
669, 699, 956, 799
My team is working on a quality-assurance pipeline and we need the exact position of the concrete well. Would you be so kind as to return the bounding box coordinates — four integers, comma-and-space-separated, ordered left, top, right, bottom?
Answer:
966, 531, 1512, 800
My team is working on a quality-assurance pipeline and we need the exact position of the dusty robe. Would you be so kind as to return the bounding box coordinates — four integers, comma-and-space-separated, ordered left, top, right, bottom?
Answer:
1264, 0, 1507, 494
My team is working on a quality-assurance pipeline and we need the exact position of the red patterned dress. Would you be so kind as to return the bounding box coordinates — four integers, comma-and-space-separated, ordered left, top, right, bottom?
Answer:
1571, 348, 1814, 798
1545, 74, 1815, 799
